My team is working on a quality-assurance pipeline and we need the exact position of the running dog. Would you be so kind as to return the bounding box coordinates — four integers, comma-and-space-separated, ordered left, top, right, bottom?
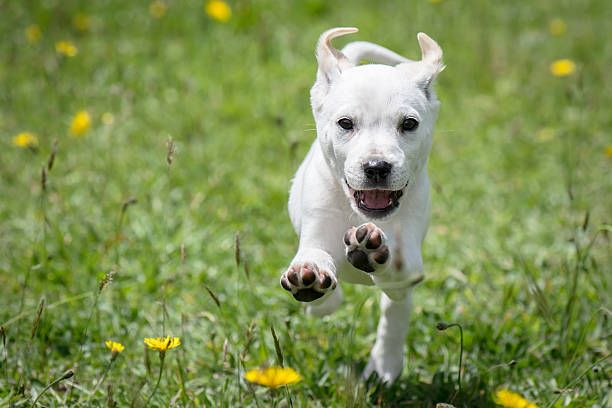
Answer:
280, 27, 444, 383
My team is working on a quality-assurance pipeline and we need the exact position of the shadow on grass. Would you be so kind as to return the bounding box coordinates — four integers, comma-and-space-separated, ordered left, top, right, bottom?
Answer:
365, 370, 495, 408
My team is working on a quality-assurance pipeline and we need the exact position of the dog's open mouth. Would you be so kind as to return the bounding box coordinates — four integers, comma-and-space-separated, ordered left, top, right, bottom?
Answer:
346, 181, 406, 218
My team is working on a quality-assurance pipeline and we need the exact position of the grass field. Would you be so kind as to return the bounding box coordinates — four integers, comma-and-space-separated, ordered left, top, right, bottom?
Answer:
1, 0, 610, 406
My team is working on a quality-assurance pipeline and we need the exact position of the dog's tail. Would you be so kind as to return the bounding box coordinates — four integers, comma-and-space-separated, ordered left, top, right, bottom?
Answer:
341, 41, 412, 66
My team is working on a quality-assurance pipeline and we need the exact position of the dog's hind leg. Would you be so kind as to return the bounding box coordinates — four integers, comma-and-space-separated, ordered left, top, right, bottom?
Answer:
363, 291, 413, 383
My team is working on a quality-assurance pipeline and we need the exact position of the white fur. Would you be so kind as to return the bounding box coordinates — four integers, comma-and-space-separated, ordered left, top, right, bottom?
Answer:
283, 27, 443, 383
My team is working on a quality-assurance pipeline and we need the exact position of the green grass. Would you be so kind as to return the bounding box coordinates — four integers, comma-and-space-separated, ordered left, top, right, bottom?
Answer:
1, 0, 610, 406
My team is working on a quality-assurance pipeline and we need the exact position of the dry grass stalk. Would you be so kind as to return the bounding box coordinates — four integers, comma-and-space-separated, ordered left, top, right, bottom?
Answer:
166, 136, 176, 166
240, 322, 256, 362
222, 338, 229, 366
30, 296, 45, 341
204, 285, 221, 308
234, 232, 240, 267
47, 139, 58, 171
488, 359, 517, 371
121, 197, 137, 215
98, 270, 116, 294
40, 164, 47, 192
270, 325, 284, 368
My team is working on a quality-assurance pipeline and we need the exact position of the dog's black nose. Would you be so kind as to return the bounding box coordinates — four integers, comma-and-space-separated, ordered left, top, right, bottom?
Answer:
363, 160, 392, 183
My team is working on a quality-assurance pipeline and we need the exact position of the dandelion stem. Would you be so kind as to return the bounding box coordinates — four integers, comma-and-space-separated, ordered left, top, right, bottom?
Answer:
144, 351, 166, 406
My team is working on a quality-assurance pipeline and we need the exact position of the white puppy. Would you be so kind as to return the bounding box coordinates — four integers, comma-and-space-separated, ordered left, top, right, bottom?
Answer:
280, 27, 444, 383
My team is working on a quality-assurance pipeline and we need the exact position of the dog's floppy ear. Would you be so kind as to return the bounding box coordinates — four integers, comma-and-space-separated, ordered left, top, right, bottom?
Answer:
311, 27, 358, 111
416, 32, 444, 100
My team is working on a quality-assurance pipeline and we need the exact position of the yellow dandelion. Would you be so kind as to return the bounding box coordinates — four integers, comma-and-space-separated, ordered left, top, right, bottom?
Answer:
25, 24, 42, 44
495, 388, 539, 408
605, 145, 612, 158
549, 18, 566, 36
73, 14, 90, 31
245, 367, 302, 389
101, 112, 115, 125
105, 340, 125, 353
149, 1, 167, 19
428, 0, 444, 3
550, 59, 575, 77
144, 336, 180, 352
70, 110, 91, 136
205, 0, 232, 22
12, 132, 38, 148
55, 41, 78, 57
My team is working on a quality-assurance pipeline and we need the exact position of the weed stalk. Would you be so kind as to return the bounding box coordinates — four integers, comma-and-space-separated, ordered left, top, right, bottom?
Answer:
32, 370, 73, 406
437, 322, 464, 395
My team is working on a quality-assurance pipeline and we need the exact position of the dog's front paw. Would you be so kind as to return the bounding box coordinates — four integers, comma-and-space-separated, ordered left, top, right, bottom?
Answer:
344, 223, 389, 273
280, 263, 337, 302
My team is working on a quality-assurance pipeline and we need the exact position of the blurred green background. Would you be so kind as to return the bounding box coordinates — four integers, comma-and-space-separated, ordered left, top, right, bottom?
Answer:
0, 0, 610, 406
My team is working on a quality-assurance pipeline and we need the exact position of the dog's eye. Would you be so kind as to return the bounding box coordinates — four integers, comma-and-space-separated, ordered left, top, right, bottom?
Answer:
401, 118, 419, 132
338, 118, 354, 130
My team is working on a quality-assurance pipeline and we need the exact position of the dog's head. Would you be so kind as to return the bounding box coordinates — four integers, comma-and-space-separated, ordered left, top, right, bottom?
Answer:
310, 28, 444, 219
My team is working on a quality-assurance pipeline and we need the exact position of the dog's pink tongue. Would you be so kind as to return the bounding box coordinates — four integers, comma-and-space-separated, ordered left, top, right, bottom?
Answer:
362, 190, 391, 209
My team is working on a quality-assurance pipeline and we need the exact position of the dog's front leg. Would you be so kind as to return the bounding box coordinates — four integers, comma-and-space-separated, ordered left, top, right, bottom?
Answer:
280, 247, 337, 302
343, 222, 391, 273
363, 290, 413, 383
280, 217, 344, 311
344, 222, 424, 382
